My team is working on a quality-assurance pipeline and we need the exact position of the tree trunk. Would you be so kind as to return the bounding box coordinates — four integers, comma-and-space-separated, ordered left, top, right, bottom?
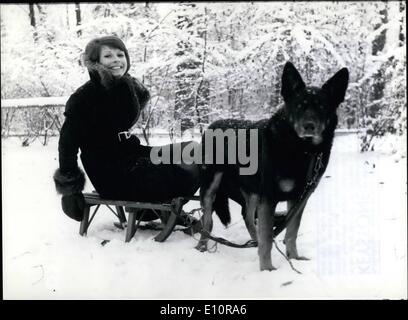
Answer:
75, 3, 82, 37
195, 6, 210, 131
174, 3, 199, 133
384, 1, 401, 53
28, 4, 37, 42
370, 5, 387, 106
66, 4, 70, 28
399, 2, 406, 45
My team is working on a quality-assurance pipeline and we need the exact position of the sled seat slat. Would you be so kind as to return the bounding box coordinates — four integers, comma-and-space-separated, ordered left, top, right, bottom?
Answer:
83, 193, 173, 211
79, 192, 200, 243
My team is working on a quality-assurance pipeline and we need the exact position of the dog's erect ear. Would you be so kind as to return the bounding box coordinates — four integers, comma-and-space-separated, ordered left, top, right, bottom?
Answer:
281, 62, 306, 102
322, 68, 349, 107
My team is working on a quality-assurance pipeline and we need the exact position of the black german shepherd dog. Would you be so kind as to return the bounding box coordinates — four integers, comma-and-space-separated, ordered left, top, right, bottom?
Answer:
197, 62, 349, 271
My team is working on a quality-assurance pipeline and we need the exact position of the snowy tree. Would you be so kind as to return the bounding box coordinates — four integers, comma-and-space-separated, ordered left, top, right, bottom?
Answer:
172, 2, 203, 133
0, 2, 405, 149
75, 3, 81, 37
357, 1, 406, 151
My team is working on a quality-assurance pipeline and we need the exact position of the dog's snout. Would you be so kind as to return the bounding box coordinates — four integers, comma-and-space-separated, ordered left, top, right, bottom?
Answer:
303, 122, 316, 133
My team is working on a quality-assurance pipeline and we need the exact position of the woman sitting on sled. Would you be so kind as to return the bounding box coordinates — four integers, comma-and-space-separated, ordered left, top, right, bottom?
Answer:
53, 35, 199, 221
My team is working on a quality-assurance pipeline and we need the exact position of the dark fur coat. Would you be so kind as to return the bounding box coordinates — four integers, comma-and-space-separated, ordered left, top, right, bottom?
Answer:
54, 66, 196, 201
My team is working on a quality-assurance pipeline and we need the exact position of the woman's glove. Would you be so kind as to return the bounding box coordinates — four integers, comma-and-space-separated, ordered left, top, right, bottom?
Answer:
53, 167, 86, 221
61, 193, 85, 221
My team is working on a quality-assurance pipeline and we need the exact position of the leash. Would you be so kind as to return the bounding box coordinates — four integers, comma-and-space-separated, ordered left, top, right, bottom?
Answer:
179, 210, 303, 274
198, 229, 258, 248
272, 152, 324, 237
174, 152, 324, 273
178, 152, 324, 248
273, 239, 303, 274
176, 208, 258, 248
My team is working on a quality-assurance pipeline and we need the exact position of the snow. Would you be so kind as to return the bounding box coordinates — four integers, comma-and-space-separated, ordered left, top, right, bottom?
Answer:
2, 133, 407, 299
1, 96, 69, 108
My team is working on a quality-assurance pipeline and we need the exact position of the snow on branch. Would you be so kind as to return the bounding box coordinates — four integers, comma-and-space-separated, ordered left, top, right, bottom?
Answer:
1, 96, 69, 108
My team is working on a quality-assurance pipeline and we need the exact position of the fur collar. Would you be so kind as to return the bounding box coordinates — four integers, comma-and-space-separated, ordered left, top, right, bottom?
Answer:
85, 61, 124, 90
83, 60, 150, 116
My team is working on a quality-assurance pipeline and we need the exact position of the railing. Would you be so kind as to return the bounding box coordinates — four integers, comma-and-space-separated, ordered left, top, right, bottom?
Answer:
1, 96, 360, 146
1, 97, 69, 145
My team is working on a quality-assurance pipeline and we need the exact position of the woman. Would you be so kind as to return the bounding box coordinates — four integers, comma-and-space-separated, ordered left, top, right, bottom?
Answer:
53, 35, 199, 221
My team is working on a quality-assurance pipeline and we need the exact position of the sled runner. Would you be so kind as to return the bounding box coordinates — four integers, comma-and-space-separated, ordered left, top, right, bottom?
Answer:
80, 192, 200, 242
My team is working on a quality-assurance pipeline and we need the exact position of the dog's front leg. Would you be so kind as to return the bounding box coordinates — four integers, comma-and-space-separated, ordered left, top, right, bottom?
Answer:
284, 200, 309, 260
241, 191, 259, 243
257, 198, 277, 271
196, 171, 223, 252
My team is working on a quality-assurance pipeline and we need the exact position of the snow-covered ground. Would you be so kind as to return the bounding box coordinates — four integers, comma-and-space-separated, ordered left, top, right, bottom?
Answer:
2, 133, 407, 299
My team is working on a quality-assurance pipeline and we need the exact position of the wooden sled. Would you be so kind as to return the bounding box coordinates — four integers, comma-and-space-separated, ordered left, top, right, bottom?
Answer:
80, 192, 200, 243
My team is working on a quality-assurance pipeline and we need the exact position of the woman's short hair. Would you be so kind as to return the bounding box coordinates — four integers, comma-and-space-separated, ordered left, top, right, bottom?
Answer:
83, 35, 130, 73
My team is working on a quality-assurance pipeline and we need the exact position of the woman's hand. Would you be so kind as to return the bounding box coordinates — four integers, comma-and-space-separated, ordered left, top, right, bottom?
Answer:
53, 167, 86, 221
61, 193, 85, 221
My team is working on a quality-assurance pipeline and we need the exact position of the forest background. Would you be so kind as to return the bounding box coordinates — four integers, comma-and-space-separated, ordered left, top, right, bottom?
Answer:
1, 2, 406, 151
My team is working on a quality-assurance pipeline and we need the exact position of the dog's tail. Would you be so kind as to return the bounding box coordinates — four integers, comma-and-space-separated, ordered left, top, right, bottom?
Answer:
213, 189, 231, 226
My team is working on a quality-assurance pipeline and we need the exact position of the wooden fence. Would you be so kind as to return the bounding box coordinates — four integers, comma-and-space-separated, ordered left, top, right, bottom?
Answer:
1, 97, 68, 145
1, 96, 359, 146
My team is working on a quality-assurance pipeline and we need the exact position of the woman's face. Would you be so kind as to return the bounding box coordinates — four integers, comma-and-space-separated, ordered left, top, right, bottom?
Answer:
99, 45, 127, 78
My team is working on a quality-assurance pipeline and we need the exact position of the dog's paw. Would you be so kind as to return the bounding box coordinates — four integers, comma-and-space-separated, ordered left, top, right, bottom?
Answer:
195, 243, 208, 252
287, 252, 310, 261
260, 264, 277, 272
259, 259, 276, 271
